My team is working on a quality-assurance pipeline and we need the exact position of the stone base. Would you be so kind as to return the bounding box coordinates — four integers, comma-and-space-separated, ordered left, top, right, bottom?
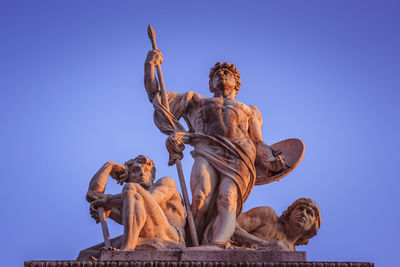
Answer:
24, 261, 375, 267
25, 249, 374, 267
100, 248, 305, 262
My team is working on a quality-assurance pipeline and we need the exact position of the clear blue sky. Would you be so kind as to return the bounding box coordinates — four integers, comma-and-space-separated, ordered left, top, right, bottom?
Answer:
1, 1, 399, 266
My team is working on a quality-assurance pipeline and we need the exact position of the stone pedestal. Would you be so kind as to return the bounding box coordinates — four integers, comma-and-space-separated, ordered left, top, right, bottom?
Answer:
24, 260, 375, 267
25, 248, 374, 267
99, 248, 306, 262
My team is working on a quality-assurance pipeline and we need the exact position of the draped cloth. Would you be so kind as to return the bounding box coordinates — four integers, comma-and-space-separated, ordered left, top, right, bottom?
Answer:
152, 91, 257, 243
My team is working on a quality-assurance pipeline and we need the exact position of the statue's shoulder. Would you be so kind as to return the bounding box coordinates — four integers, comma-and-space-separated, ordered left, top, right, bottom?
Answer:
169, 91, 204, 106
154, 176, 177, 189
248, 105, 262, 122
243, 206, 278, 220
248, 105, 261, 115
188, 91, 205, 102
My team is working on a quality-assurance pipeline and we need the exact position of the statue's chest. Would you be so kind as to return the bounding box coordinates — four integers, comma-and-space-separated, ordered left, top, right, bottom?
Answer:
198, 98, 249, 119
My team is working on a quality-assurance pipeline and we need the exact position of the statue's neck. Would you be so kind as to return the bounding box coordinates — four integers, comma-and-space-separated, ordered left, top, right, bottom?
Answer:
277, 221, 299, 251
213, 92, 236, 99
284, 226, 303, 250
138, 182, 153, 191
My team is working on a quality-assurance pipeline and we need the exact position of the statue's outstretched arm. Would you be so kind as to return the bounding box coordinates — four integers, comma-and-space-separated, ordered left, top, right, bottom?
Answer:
144, 50, 163, 102
233, 226, 289, 251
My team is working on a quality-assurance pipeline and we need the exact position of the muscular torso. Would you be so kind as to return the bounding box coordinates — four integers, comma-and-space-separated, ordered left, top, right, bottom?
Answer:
150, 178, 186, 231
187, 96, 252, 139
158, 192, 185, 228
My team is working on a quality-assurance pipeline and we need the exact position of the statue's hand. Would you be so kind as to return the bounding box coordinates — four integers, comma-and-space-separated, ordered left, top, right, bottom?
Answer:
146, 50, 163, 66
166, 132, 190, 166
90, 199, 111, 223
257, 143, 286, 173
108, 162, 128, 184
86, 191, 113, 202
266, 155, 285, 173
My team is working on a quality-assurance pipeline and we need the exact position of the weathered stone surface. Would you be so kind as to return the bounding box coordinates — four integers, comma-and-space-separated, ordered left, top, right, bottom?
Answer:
25, 260, 374, 267
99, 248, 306, 262
77, 237, 186, 261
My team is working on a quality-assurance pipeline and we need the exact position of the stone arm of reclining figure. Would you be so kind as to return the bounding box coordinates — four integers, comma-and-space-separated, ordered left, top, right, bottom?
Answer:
234, 226, 289, 251
86, 161, 126, 224
234, 207, 289, 251
248, 107, 285, 173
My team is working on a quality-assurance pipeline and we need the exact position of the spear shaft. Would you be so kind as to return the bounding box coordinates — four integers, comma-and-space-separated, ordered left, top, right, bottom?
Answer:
97, 207, 111, 249
147, 25, 170, 111
147, 24, 199, 247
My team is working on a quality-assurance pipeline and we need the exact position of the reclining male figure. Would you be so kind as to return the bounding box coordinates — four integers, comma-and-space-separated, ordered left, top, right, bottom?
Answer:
234, 198, 321, 251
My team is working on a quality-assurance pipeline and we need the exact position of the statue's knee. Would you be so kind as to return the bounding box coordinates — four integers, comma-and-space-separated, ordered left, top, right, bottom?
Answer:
122, 183, 140, 196
192, 190, 209, 212
192, 190, 206, 204
217, 191, 237, 211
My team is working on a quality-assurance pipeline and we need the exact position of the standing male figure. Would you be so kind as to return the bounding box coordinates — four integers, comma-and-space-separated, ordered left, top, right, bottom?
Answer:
87, 155, 186, 250
144, 50, 285, 245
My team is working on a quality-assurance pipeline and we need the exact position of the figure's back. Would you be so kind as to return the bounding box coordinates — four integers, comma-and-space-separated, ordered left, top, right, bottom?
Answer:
238, 206, 285, 242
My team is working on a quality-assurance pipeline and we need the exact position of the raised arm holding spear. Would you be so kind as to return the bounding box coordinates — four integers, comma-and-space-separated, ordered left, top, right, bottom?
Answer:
145, 25, 199, 247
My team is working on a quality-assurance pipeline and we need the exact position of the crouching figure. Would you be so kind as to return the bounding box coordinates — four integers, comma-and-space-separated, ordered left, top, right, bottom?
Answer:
87, 155, 185, 250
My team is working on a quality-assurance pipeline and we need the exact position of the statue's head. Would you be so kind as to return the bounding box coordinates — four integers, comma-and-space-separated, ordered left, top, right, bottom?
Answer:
209, 62, 241, 98
123, 155, 156, 189
280, 198, 321, 246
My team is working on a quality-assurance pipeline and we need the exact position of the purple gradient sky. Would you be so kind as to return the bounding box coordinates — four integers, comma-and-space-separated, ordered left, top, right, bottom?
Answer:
1, 1, 399, 266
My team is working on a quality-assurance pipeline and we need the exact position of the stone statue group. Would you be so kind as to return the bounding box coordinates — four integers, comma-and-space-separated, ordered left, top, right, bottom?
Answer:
81, 27, 321, 257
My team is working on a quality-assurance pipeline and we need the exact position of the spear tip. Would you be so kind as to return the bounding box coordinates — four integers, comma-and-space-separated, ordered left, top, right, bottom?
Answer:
147, 24, 156, 41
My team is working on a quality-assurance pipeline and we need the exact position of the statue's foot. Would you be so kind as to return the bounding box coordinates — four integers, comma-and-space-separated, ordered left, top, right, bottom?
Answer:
211, 241, 233, 249
103, 246, 119, 251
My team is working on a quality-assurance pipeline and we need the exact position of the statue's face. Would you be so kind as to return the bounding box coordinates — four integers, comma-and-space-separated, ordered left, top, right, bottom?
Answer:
288, 204, 315, 233
126, 158, 153, 188
211, 68, 237, 98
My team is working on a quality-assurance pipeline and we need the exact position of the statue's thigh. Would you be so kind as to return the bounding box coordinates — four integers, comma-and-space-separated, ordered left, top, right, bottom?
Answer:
190, 155, 218, 197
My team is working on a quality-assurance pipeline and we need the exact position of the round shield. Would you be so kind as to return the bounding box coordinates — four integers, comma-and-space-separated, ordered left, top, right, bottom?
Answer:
255, 138, 305, 185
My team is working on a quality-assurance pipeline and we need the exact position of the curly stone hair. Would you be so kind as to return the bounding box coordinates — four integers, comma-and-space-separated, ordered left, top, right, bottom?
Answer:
279, 198, 321, 246
209, 62, 241, 95
124, 155, 156, 182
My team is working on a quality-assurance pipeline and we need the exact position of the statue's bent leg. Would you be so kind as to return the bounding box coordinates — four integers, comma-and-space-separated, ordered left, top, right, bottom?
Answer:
121, 183, 180, 250
212, 177, 238, 244
121, 183, 146, 250
190, 155, 217, 240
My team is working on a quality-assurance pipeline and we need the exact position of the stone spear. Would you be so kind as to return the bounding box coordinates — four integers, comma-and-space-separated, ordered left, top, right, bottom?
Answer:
147, 24, 199, 247
97, 207, 111, 249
